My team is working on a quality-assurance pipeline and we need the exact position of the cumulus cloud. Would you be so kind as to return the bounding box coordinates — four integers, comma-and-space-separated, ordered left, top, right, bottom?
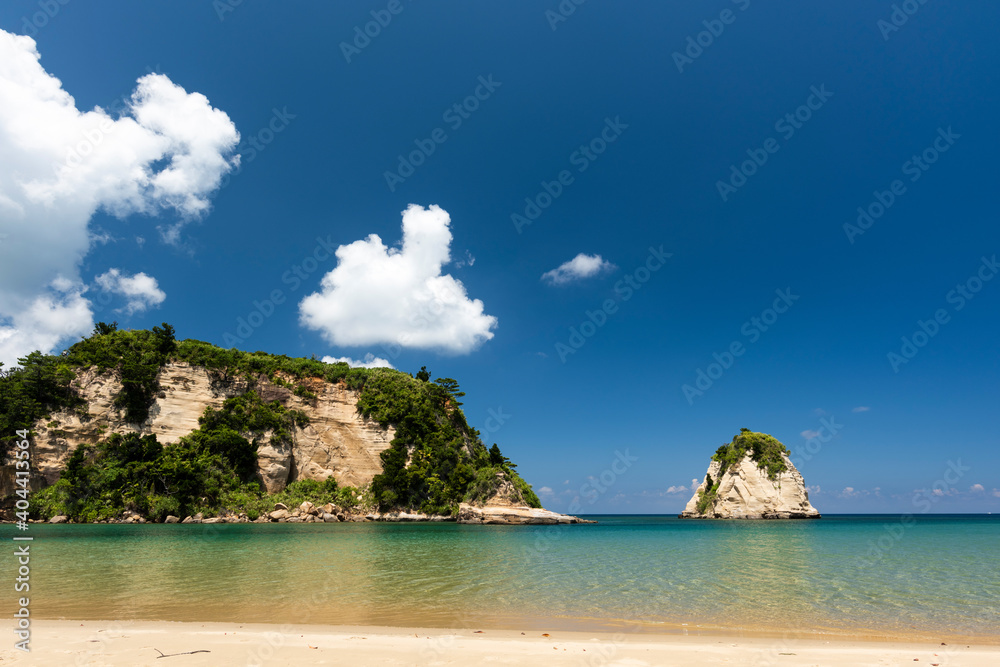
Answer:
993, 489, 1000, 498
541, 253, 615, 286
666, 484, 688, 494
0, 30, 238, 366
970, 484, 985, 493
321, 353, 394, 369
801, 429, 821, 440
299, 204, 497, 354
94, 269, 165, 315
537, 486, 554, 498
852, 406, 871, 412
806, 485, 821, 494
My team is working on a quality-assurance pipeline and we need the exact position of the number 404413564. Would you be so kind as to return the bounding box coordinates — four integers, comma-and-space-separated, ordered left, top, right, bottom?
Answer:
14, 430, 31, 521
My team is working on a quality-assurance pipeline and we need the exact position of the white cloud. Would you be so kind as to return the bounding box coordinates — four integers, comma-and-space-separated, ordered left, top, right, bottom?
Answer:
537, 486, 554, 497
541, 253, 615, 286
0, 30, 238, 367
666, 485, 688, 494
970, 484, 985, 493
321, 353, 393, 369
299, 204, 497, 354
94, 269, 165, 315
852, 406, 871, 412
806, 485, 821, 494
992, 489, 1000, 498
801, 429, 821, 440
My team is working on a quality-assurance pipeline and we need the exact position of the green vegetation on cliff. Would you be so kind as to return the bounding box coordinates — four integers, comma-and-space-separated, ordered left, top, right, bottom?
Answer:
693, 429, 790, 515
712, 428, 789, 480
10, 325, 541, 520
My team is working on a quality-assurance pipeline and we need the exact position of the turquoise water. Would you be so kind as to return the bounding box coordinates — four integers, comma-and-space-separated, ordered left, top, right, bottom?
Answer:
4, 515, 998, 641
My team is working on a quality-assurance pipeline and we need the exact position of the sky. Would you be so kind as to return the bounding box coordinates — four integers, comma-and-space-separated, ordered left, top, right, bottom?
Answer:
1, 1, 999, 514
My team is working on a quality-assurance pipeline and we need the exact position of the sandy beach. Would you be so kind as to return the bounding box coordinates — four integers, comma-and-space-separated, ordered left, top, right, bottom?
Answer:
2, 620, 997, 666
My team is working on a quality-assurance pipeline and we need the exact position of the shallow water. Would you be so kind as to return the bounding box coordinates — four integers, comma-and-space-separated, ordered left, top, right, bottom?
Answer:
5, 515, 998, 640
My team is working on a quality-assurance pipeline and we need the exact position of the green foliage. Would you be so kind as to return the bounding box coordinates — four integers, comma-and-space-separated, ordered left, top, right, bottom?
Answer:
64, 323, 177, 423
0, 351, 82, 460
216, 477, 344, 520
695, 473, 720, 514
15, 326, 543, 518
712, 428, 790, 480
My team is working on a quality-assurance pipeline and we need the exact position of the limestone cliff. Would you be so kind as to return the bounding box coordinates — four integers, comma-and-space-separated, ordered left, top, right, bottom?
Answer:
679, 452, 820, 519
27, 361, 394, 493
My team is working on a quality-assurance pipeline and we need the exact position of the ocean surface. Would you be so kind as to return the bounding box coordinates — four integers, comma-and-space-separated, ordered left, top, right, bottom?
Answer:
4, 515, 998, 641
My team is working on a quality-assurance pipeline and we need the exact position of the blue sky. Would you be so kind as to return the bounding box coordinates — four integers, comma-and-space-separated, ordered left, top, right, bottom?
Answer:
1, 1, 999, 513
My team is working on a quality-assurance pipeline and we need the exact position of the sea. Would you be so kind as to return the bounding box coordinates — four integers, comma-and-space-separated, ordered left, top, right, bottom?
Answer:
5, 514, 998, 642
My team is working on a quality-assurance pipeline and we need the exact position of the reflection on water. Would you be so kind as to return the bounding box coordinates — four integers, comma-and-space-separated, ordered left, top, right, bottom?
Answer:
3, 515, 998, 639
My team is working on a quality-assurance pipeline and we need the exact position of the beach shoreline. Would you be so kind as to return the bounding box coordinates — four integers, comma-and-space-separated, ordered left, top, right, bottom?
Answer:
3, 619, 998, 666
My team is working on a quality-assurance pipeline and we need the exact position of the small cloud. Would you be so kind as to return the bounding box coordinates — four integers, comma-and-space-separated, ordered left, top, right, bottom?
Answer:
970, 484, 985, 493
806, 485, 821, 494
541, 253, 615, 286
536, 351, 548, 359
537, 486, 554, 497
94, 269, 166, 315
665, 485, 688, 494
992, 489, 1000, 498
136, 236, 146, 249
299, 204, 497, 354
932, 488, 944, 497
454, 250, 475, 268
801, 429, 821, 440
321, 353, 393, 369
691, 478, 698, 490
852, 406, 871, 413
563, 480, 569, 485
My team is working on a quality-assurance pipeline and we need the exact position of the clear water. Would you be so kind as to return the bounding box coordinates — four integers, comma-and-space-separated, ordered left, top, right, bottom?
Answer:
5, 515, 998, 641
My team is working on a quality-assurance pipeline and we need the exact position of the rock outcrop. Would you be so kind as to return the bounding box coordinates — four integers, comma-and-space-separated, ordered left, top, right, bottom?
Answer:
456, 503, 595, 525
24, 362, 394, 493
679, 452, 820, 519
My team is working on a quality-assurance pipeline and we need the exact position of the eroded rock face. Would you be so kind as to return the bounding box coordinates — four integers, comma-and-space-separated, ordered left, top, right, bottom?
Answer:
25, 362, 394, 493
679, 453, 820, 519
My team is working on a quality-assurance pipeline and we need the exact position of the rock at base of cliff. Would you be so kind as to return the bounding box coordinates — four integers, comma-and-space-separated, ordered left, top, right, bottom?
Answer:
456, 503, 595, 525
48, 515, 68, 524
164, 515, 180, 523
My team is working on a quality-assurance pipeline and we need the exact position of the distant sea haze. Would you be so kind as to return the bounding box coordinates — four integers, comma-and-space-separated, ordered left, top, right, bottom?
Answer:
8, 515, 998, 642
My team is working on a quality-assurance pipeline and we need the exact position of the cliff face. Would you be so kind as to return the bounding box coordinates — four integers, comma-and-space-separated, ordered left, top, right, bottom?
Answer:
679, 452, 820, 519
28, 362, 394, 493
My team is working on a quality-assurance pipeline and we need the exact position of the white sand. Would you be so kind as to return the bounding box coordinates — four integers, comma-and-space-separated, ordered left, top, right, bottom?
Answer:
2, 619, 996, 666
